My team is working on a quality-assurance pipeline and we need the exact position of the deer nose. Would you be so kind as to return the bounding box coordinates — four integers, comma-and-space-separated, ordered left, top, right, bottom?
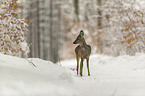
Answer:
73, 41, 76, 44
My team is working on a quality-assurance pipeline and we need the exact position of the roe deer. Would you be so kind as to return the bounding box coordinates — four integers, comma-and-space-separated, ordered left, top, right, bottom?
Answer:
73, 30, 91, 76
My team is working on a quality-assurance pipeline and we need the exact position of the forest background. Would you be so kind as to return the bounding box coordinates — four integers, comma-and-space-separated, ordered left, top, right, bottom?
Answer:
0, 0, 145, 63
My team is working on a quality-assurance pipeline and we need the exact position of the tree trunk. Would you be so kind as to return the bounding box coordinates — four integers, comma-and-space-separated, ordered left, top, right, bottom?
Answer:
97, 0, 103, 54
73, 0, 79, 22
49, 0, 59, 63
37, 0, 40, 58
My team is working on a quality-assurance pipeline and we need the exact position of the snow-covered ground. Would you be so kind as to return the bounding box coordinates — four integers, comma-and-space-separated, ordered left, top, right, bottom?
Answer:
61, 53, 145, 96
0, 53, 145, 96
0, 53, 78, 96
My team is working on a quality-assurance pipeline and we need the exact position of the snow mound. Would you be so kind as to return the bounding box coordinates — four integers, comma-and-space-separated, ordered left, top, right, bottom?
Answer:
0, 53, 77, 96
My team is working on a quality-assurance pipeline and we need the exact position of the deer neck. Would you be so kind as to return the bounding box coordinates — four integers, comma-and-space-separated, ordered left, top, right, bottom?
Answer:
80, 38, 87, 47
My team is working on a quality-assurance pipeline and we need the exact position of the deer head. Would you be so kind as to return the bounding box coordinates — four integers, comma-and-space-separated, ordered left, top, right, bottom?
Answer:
73, 30, 84, 44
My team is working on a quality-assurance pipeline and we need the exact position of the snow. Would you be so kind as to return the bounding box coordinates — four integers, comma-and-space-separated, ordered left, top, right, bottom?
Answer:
1, 53, 145, 96
61, 53, 145, 96
0, 53, 78, 96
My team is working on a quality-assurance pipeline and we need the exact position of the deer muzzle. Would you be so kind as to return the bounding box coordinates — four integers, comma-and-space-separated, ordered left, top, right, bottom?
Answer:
73, 41, 76, 44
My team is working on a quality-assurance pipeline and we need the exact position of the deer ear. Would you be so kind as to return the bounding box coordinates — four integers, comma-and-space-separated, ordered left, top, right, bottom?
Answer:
80, 30, 84, 36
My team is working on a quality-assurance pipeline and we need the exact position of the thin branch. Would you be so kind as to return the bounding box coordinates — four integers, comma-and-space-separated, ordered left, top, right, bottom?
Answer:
25, 59, 36, 67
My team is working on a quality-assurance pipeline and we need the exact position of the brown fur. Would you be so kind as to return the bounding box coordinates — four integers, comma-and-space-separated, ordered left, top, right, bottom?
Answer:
73, 30, 91, 76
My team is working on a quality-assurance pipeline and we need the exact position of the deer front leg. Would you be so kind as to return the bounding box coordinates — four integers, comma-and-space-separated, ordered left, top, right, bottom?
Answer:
76, 57, 79, 75
87, 58, 90, 76
80, 58, 84, 76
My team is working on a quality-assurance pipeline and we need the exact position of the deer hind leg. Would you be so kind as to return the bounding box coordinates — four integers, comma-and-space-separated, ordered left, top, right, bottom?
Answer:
80, 58, 84, 76
87, 58, 90, 76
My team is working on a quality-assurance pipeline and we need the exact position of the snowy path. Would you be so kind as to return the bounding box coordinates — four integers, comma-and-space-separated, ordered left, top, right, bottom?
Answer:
61, 54, 145, 96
